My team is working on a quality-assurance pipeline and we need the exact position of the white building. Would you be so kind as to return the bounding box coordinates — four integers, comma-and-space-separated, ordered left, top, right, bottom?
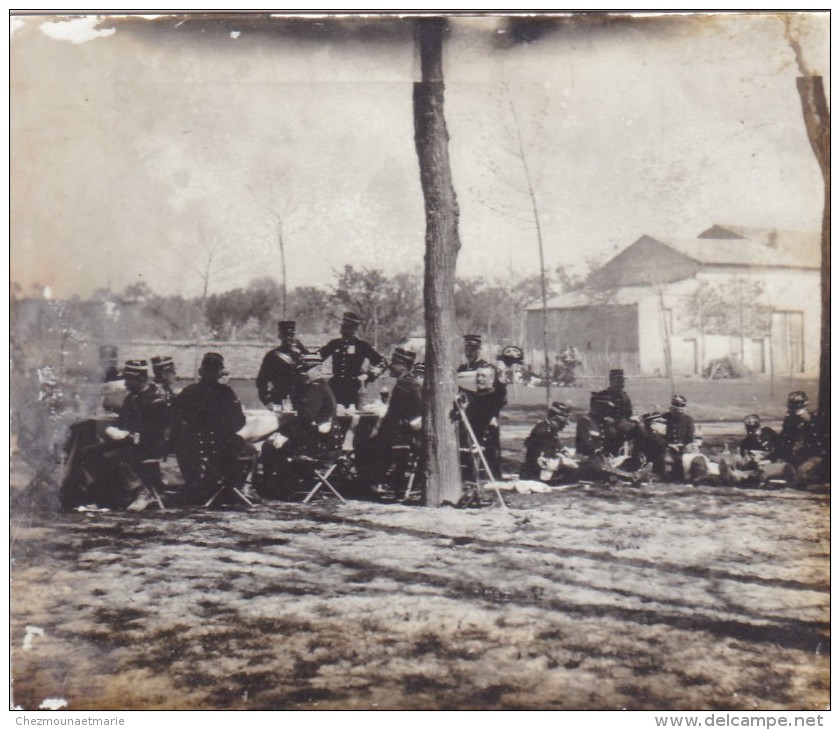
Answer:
525, 225, 821, 377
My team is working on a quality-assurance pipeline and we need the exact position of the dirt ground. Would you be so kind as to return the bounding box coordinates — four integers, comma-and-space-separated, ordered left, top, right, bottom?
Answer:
10, 409, 829, 711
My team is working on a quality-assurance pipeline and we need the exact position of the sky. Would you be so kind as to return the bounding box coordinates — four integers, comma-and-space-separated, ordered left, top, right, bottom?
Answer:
9, 11, 830, 300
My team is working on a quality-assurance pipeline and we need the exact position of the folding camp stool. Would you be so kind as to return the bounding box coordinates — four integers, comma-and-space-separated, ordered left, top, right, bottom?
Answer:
391, 444, 422, 501
296, 450, 348, 504
204, 450, 259, 507
138, 459, 167, 510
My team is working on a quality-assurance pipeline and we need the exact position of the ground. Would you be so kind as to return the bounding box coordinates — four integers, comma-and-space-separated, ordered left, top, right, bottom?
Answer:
9, 378, 829, 711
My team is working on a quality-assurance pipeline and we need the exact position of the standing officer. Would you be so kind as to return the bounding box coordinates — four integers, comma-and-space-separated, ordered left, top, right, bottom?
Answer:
457, 334, 491, 376
458, 362, 508, 480
256, 320, 308, 408
173, 352, 247, 504
319, 312, 388, 408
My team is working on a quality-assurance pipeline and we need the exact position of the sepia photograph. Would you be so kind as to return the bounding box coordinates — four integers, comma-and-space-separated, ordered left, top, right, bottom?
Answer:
9, 10, 829, 712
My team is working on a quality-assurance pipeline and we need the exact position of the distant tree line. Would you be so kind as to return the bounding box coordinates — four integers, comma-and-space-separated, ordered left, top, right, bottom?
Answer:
11, 263, 593, 360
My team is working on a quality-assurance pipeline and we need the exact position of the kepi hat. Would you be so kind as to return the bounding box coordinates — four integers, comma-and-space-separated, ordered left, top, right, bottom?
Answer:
671, 394, 687, 409
548, 401, 570, 421
342, 312, 362, 328
123, 359, 149, 379
609, 368, 625, 382
151, 355, 175, 377
787, 390, 809, 410
391, 347, 416, 367
464, 334, 482, 346
199, 352, 225, 375
277, 320, 296, 336
744, 414, 761, 429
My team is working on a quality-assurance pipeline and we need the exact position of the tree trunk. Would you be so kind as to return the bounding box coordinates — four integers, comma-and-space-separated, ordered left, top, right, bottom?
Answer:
414, 17, 462, 506
795, 76, 830, 442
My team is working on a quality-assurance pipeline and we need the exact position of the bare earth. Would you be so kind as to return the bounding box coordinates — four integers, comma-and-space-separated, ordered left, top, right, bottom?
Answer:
10, 460, 829, 711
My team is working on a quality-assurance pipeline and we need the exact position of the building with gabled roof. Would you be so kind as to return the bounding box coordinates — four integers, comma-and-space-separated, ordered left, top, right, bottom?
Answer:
525, 225, 820, 378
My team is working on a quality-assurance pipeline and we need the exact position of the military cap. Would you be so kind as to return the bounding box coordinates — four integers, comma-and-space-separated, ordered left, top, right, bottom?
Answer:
643, 411, 667, 429
199, 352, 225, 374
548, 401, 570, 421
744, 414, 761, 429
609, 368, 625, 381
500, 345, 524, 366
298, 352, 323, 372
151, 355, 175, 376
671, 394, 687, 409
391, 347, 416, 366
277, 320, 296, 336
123, 359, 149, 378
464, 334, 482, 346
787, 391, 809, 410
342, 312, 362, 328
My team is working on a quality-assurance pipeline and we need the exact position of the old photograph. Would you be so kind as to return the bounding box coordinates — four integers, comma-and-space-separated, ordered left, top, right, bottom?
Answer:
9, 11, 829, 712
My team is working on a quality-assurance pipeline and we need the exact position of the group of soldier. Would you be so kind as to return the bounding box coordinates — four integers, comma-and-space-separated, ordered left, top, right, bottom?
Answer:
520, 369, 827, 490
59, 315, 827, 512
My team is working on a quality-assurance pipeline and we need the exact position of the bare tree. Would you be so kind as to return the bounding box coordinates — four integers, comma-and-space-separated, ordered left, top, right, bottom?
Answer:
414, 17, 463, 507
783, 16, 830, 439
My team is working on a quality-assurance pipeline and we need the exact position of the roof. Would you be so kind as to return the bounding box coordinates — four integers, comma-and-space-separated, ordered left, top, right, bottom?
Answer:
697, 224, 821, 267
648, 233, 818, 269
528, 286, 648, 311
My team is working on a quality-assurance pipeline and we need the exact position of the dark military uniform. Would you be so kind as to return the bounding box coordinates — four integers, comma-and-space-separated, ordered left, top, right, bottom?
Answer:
637, 410, 695, 481
173, 379, 247, 502
575, 410, 642, 484
320, 336, 387, 408
459, 379, 507, 480
591, 387, 635, 456
256, 340, 308, 406
739, 427, 779, 462
777, 410, 825, 487
356, 370, 423, 490
520, 418, 574, 482
95, 383, 167, 507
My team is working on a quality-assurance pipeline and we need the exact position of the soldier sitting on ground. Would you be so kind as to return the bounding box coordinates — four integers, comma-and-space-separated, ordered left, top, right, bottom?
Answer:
775, 391, 826, 489
520, 401, 578, 484
576, 392, 649, 486
635, 395, 696, 481
172, 352, 248, 505
716, 414, 784, 487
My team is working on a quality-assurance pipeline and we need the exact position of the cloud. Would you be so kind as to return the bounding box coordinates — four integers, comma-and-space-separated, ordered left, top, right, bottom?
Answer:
39, 16, 115, 44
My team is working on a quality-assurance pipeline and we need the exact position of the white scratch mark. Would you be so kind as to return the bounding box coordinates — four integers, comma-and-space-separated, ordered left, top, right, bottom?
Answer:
23, 625, 45, 650
39, 698, 68, 710
230, 31, 240, 39
43, 286, 52, 300
39, 16, 115, 44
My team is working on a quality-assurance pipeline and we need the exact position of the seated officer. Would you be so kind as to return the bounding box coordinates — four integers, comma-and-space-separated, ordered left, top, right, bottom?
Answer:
357, 347, 422, 497
320, 311, 387, 409
776, 391, 826, 488
593, 369, 638, 456
520, 401, 578, 484
576, 392, 648, 485
256, 320, 308, 409
258, 352, 338, 498
99, 359, 167, 511
172, 352, 248, 504
636, 395, 696, 481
